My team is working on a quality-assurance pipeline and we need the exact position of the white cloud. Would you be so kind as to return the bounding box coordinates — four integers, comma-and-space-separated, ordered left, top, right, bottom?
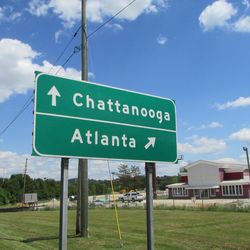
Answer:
156, 161, 187, 176
88, 0, 169, 23
0, 150, 183, 179
242, 0, 250, 10
201, 121, 223, 129
0, 6, 21, 23
199, 0, 237, 31
88, 72, 95, 80
0, 145, 185, 179
49, 0, 81, 28
188, 121, 223, 131
0, 151, 72, 180
0, 38, 39, 102
199, 0, 250, 34
178, 135, 226, 154
216, 96, 250, 110
0, 38, 81, 103
44, 61, 81, 80
27, 0, 50, 16
233, 16, 250, 32
87, 0, 151, 23
27, 0, 80, 27
157, 34, 168, 45
106, 23, 124, 31
27, 0, 168, 27
55, 29, 64, 43
230, 128, 250, 142
146, 4, 158, 13
214, 157, 244, 164
187, 126, 195, 131
0, 152, 111, 180
146, 0, 168, 13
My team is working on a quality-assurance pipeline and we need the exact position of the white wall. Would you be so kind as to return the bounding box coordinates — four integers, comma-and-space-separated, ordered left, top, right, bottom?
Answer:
187, 163, 220, 186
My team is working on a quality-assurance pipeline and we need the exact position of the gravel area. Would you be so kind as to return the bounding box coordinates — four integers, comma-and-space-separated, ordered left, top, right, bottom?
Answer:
39, 195, 250, 209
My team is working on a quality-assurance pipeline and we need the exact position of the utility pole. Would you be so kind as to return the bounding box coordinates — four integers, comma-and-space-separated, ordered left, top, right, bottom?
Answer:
22, 158, 28, 206
243, 147, 250, 198
243, 147, 250, 180
76, 0, 88, 237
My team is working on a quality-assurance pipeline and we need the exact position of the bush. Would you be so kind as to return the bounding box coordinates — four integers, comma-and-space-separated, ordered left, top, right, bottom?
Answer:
0, 188, 11, 205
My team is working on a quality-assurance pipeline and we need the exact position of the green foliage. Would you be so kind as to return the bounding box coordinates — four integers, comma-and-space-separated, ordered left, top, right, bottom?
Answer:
5, 174, 24, 202
89, 182, 97, 196
117, 163, 144, 191
0, 187, 11, 205
90, 180, 109, 195
0, 172, 180, 205
0, 174, 61, 204
157, 175, 180, 190
116, 164, 180, 192
68, 179, 77, 196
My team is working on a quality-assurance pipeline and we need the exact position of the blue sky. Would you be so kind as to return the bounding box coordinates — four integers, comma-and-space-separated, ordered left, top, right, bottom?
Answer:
1, 0, 250, 180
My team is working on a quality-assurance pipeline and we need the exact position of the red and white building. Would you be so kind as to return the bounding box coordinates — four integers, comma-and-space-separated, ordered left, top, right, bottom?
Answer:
167, 160, 250, 199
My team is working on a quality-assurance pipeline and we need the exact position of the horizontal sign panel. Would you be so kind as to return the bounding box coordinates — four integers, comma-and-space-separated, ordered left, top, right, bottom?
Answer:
33, 72, 177, 163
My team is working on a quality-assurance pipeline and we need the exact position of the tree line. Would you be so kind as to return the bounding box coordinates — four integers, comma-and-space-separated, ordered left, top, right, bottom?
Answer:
0, 164, 179, 205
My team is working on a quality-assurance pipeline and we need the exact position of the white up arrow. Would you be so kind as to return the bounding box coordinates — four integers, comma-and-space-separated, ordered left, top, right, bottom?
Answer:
144, 137, 156, 150
47, 86, 61, 107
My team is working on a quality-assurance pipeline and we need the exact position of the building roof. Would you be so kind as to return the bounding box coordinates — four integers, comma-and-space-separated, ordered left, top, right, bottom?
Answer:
167, 180, 250, 189
185, 185, 219, 189
183, 160, 247, 172
220, 180, 250, 185
166, 183, 188, 188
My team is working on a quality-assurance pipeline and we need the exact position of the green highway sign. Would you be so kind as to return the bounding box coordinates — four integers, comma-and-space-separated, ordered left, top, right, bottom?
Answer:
33, 72, 177, 163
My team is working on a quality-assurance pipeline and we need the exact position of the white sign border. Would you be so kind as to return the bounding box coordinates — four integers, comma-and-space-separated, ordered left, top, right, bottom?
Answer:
33, 72, 178, 163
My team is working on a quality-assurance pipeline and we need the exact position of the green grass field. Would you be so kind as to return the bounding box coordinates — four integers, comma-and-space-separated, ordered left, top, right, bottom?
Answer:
0, 208, 250, 249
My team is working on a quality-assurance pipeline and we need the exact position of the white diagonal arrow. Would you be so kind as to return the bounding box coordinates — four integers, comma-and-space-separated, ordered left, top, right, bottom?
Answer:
47, 86, 61, 107
144, 137, 156, 150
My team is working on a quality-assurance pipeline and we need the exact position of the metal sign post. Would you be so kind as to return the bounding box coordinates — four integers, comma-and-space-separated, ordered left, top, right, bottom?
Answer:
59, 158, 69, 250
145, 162, 155, 250
32, 71, 177, 249
80, 158, 88, 237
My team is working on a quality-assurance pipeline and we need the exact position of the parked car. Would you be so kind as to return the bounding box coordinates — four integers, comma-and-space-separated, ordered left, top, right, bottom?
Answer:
120, 192, 144, 202
69, 195, 77, 201
89, 199, 105, 208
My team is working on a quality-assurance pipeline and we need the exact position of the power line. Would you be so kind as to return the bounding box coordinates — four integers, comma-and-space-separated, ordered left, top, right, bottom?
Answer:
55, 45, 81, 75
0, 25, 83, 136
0, 0, 137, 136
56, 0, 137, 74
87, 0, 137, 39
48, 25, 82, 74
0, 95, 33, 136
